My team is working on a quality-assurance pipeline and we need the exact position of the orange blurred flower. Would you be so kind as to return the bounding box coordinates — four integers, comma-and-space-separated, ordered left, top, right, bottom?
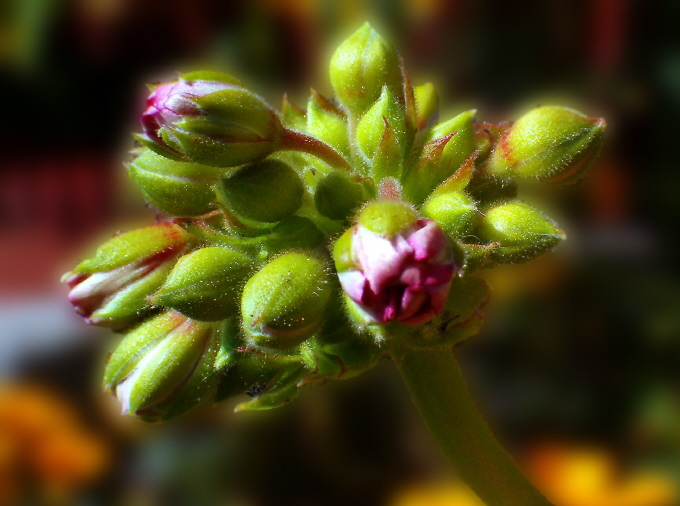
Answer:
0, 385, 109, 505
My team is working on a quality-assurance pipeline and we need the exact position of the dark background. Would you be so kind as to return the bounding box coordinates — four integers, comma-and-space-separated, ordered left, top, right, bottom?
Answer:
1, 1, 679, 505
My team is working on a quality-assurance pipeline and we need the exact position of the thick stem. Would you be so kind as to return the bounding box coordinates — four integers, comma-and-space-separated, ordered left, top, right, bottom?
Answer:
394, 347, 553, 506
280, 128, 351, 171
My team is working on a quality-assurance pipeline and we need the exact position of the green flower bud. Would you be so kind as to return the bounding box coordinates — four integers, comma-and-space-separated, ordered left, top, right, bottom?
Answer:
140, 76, 283, 167
329, 23, 402, 115
150, 246, 254, 321
307, 89, 350, 157
128, 151, 226, 217
488, 106, 605, 185
314, 172, 367, 221
260, 216, 326, 255
402, 110, 476, 204
64, 222, 192, 328
104, 310, 223, 422
217, 159, 304, 223
241, 253, 332, 352
356, 87, 406, 160
477, 200, 565, 263
414, 82, 439, 130
421, 191, 478, 238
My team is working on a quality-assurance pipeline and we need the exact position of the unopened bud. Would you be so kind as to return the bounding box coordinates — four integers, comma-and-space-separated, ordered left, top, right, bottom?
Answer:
421, 191, 478, 238
64, 222, 192, 328
139, 74, 283, 167
329, 23, 402, 115
489, 106, 605, 186
314, 172, 368, 221
414, 83, 439, 130
150, 247, 254, 321
217, 159, 304, 223
104, 310, 222, 422
477, 200, 565, 263
241, 253, 332, 351
128, 151, 226, 217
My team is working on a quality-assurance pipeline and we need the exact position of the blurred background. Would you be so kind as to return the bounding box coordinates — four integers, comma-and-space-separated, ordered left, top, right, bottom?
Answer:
1, 0, 680, 504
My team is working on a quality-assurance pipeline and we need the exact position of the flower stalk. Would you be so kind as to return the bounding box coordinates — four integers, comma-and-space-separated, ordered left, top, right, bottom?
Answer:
394, 346, 554, 506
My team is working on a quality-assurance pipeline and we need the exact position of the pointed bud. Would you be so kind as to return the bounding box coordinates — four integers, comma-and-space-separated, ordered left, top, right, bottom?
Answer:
402, 110, 476, 204
314, 172, 368, 221
414, 83, 439, 130
329, 23, 402, 115
217, 159, 304, 223
371, 120, 403, 182
477, 200, 565, 263
150, 247, 254, 321
334, 200, 457, 328
139, 74, 283, 167
241, 253, 332, 351
356, 87, 406, 160
281, 94, 307, 131
64, 222, 192, 328
306, 89, 350, 157
421, 191, 478, 238
104, 310, 222, 422
128, 151, 226, 217
489, 106, 605, 185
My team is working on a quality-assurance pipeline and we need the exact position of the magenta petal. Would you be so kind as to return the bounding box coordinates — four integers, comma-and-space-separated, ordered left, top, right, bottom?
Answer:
422, 264, 456, 285
428, 282, 452, 314
407, 220, 450, 261
398, 287, 428, 322
354, 227, 411, 294
338, 270, 368, 304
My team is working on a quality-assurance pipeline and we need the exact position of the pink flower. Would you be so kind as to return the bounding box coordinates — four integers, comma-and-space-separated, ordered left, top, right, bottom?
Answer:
334, 202, 457, 326
141, 80, 227, 146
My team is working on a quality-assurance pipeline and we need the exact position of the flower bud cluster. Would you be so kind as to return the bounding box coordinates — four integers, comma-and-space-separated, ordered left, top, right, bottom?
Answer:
64, 24, 604, 422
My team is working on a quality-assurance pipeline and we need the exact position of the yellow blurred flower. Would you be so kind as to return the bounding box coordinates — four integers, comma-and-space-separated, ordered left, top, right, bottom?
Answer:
0, 384, 109, 505
525, 441, 676, 506
391, 441, 676, 506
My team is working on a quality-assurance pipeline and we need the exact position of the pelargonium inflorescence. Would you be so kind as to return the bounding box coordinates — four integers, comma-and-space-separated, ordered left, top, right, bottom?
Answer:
64, 22, 604, 422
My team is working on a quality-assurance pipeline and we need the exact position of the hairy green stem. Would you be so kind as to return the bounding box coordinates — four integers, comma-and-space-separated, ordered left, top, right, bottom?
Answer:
280, 128, 351, 171
394, 347, 554, 506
